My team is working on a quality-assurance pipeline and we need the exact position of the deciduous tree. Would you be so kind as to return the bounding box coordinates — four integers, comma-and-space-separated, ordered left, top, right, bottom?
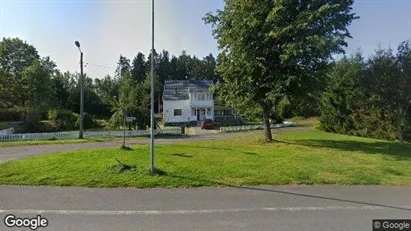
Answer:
204, 0, 358, 141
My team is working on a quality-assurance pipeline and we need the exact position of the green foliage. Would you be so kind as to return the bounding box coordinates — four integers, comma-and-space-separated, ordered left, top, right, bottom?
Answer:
0, 107, 26, 121
75, 113, 95, 130
108, 73, 151, 130
131, 52, 147, 83
320, 41, 411, 142
277, 96, 293, 119
319, 54, 363, 134
48, 109, 79, 131
204, 0, 358, 141
0, 38, 40, 107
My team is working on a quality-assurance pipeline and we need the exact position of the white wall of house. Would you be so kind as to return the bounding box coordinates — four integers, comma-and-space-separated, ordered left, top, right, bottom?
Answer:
163, 100, 191, 123
163, 91, 215, 123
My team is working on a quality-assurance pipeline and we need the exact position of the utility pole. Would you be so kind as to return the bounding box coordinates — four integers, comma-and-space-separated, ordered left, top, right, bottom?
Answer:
75, 41, 84, 139
150, 0, 155, 174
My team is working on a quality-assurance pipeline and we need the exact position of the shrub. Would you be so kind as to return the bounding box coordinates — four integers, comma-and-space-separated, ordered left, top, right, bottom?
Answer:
75, 113, 95, 130
47, 109, 79, 131
0, 107, 26, 121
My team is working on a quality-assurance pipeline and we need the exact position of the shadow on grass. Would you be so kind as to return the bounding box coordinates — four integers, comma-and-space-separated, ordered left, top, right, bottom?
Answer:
158, 173, 411, 212
108, 158, 137, 173
243, 151, 258, 155
169, 145, 258, 156
171, 153, 193, 158
287, 139, 411, 160
173, 144, 233, 151
142, 134, 188, 140
86, 139, 105, 142
120, 146, 133, 151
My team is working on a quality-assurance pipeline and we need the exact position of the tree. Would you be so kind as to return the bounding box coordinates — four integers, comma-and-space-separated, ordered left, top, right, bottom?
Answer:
0, 37, 40, 107
190, 56, 203, 78
319, 54, 364, 134
53, 71, 75, 109
204, 0, 358, 141
109, 73, 150, 130
115, 55, 131, 78
146, 49, 159, 74
21, 58, 55, 131
156, 50, 172, 112
95, 74, 120, 108
131, 52, 147, 83
170, 56, 179, 79
202, 53, 219, 81
363, 42, 411, 144
175, 50, 191, 79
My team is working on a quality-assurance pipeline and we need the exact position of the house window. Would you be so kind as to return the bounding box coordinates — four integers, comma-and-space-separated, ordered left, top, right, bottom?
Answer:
207, 108, 212, 115
191, 108, 196, 116
195, 93, 204, 100
174, 109, 182, 116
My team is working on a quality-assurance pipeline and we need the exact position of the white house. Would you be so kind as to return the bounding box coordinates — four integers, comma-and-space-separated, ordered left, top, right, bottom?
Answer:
163, 80, 214, 125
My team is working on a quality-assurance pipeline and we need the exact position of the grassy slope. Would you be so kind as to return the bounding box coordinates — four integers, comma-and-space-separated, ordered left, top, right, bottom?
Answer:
0, 129, 410, 188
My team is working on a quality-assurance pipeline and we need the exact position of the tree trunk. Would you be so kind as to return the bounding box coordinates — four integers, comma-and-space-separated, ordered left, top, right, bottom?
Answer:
263, 108, 273, 142
398, 123, 404, 145
396, 110, 405, 145
397, 115, 404, 145
158, 93, 161, 113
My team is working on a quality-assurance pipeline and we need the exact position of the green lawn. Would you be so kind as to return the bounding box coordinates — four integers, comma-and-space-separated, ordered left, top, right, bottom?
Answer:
0, 129, 410, 188
0, 137, 148, 148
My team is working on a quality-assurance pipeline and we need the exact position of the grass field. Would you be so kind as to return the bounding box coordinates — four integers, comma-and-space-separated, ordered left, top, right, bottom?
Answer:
0, 134, 183, 147
0, 129, 410, 188
0, 137, 149, 148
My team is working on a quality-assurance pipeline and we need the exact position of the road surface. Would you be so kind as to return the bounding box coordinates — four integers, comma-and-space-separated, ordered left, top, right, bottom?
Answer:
0, 127, 309, 163
0, 185, 410, 231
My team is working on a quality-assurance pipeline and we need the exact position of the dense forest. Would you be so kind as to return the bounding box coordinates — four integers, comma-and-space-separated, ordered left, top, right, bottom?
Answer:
0, 37, 221, 132
1, 37, 411, 144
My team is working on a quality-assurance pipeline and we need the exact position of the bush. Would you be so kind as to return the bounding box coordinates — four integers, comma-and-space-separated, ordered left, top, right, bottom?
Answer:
75, 113, 95, 130
0, 107, 26, 121
47, 109, 79, 131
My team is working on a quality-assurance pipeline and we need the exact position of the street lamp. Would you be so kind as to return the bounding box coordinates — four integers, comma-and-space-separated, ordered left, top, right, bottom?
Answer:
75, 41, 84, 139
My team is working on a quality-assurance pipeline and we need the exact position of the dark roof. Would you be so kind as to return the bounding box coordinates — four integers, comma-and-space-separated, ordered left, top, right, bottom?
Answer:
163, 80, 213, 100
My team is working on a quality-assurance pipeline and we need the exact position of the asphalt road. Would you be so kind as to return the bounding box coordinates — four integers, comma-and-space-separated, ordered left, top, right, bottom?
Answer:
0, 127, 309, 163
0, 185, 410, 231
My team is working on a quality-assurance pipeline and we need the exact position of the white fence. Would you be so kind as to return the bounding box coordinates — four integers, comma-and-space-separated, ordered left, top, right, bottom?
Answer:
220, 122, 297, 132
0, 129, 182, 142
0, 128, 14, 136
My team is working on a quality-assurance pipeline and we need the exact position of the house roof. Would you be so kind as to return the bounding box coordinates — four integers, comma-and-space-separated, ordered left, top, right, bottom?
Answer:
163, 80, 214, 100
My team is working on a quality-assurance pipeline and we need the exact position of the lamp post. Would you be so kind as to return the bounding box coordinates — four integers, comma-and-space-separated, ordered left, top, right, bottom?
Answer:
75, 41, 84, 139
150, 0, 155, 174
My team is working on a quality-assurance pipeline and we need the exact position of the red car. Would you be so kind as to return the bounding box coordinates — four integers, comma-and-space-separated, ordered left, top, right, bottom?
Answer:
201, 119, 216, 129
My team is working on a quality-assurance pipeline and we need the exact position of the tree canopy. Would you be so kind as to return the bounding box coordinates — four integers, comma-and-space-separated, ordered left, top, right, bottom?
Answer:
204, 0, 358, 141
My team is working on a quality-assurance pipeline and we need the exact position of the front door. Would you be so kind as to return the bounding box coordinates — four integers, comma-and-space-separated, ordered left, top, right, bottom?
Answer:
197, 108, 206, 121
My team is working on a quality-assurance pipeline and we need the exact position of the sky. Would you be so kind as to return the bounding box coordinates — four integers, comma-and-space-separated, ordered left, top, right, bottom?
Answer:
1, 0, 411, 79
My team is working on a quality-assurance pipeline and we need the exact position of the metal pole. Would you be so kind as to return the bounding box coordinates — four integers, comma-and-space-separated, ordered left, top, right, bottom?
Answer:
120, 68, 126, 148
123, 109, 126, 148
150, 0, 155, 174
79, 51, 84, 139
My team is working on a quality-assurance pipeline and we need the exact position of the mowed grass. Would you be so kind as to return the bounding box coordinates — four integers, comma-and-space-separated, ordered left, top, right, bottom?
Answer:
0, 129, 410, 188
0, 137, 147, 147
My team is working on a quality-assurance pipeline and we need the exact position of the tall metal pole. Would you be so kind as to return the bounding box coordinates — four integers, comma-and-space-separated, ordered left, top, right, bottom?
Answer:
79, 51, 84, 139
122, 70, 126, 148
150, 0, 155, 174
122, 108, 126, 148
